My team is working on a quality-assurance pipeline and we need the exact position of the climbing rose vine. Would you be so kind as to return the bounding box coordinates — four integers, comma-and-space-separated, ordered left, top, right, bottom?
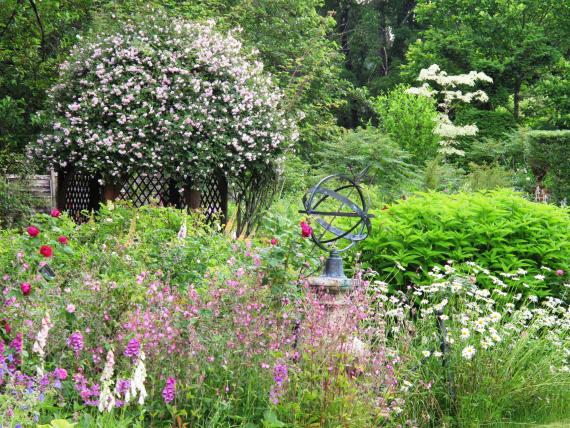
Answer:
29, 12, 298, 184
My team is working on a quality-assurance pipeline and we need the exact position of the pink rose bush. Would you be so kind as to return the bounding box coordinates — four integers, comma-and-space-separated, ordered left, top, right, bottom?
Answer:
29, 10, 297, 185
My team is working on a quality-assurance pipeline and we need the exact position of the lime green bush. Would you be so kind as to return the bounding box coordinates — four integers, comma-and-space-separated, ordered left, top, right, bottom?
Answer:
525, 130, 570, 203
375, 84, 439, 164
360, 190, 570, 296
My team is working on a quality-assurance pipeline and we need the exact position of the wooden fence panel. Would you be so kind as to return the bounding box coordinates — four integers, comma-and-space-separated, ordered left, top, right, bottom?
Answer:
5, 172, 57, 213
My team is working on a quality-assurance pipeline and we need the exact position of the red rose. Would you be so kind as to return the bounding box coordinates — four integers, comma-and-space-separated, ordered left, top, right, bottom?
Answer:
300, 221, 313, 238
27, 226, 40, 237
50, 208, 61, 218
58, 236, 69, 245
270, 238, 278, 246
39, 245, 53, 258
20, 282, 31, 296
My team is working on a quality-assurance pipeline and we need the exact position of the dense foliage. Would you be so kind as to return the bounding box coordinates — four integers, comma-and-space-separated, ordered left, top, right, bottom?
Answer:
360, 190, 570, 296
375, 84, 439, 164
0, 206, 568, 427
0, 180, 35, 229
404, 0, 570, 120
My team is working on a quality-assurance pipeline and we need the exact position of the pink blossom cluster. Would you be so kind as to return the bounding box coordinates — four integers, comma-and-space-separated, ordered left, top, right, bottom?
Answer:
30, 11, 298, 184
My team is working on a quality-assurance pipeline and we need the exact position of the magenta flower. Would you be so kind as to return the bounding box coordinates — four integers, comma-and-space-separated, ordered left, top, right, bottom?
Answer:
27, 226, 40, 237
50, 208, 61, 218
67, 331, 84, 354
20, 282, 32, 296
124, 338, 140, 358
556, 269, 564, 276
54, 367, 68, 380
270, 363, 289, 404
116, 379, 131, 397
10, 333, 23, 354
273, 363, 288, 385
300, 221, 312, 238
162, 377, 176, 403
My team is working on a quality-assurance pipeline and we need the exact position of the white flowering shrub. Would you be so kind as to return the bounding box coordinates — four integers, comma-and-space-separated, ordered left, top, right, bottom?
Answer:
407, 64, 492, 156
29, 13, 297, 185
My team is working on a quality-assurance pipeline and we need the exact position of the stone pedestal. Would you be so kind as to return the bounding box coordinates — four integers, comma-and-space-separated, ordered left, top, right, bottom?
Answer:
305, 276, 368, 359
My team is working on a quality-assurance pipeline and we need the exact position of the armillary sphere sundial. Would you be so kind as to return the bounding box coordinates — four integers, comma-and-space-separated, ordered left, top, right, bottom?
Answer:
299, 173, 374, 288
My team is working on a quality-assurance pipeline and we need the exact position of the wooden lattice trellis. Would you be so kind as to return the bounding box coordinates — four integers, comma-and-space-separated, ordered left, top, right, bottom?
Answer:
56, 168, 228, 224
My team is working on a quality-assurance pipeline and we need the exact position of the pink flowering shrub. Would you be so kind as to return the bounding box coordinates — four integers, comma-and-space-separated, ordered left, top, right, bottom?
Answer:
0, 207, 402, 426
29, 9, 297, 185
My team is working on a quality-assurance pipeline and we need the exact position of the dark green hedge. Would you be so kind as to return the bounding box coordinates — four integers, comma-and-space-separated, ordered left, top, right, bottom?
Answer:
526, 130, 570, 203
456, 108, 517, 140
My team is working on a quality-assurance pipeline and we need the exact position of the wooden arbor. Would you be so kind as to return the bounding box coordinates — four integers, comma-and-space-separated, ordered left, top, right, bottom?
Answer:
55, 167, 228, 224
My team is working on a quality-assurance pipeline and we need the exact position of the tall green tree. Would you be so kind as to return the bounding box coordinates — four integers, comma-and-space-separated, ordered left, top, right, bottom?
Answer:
404, 0, 570, 120
225, 0, 348, 156
325, 0, 418, 92
0, 0, 93, 161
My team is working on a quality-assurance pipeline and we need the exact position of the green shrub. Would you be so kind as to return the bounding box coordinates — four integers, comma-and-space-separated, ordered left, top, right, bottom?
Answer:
464, 129, 527, 168
375, 84, 439, 164
0, 179, 36, 229
463, 163, 513, 191
319, 126, 419, 200
455, 107, 517, 140
360, 190, 570, 296
525, 130, 570, 203
422, 157, 465, 192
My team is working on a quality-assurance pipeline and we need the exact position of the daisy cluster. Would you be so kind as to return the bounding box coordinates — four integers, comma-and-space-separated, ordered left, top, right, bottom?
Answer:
372, 262, 569, 369
29, 11, 297, 184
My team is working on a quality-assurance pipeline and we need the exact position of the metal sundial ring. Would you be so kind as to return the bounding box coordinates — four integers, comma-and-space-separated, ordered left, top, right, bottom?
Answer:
299, 173, 374, 280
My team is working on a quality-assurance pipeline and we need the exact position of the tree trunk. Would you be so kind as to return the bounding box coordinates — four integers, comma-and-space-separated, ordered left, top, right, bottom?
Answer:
184, 187, 201, 210
339, 2, 352, 71
378, 1, 389, 76
513, 79, 522, 121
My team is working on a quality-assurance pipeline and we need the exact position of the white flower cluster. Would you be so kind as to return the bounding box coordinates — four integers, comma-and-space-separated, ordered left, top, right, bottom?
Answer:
30, 11, 297, 184
126, 351, 147, 405
406, 64, 492, 157
375, 261, 569, 372
32, 311, 52, 359
98, 349, 116, 412
32, 311, 52, 376
418, 64, 493, 88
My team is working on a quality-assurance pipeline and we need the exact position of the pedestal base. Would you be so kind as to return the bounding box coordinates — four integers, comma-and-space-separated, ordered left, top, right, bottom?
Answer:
306, 276, 357, 294
304, 276, 369, 359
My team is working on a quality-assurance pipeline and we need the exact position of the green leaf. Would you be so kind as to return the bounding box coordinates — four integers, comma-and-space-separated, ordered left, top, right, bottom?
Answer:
262, 409, 286, 428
